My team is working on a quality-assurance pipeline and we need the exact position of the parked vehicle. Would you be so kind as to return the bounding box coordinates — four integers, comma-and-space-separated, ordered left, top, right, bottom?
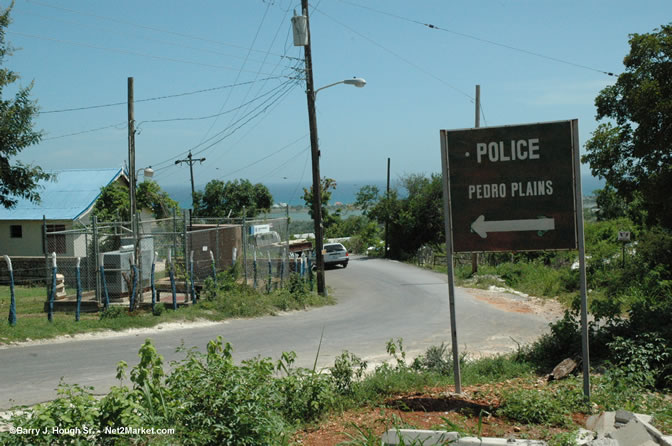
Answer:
322, 242, 349, 268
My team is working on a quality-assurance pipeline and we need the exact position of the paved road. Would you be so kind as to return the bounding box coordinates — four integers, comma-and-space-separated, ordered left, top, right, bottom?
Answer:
0, 257, 553, 409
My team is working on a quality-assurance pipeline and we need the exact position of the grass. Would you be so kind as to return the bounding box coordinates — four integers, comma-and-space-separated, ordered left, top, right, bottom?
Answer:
0, 274, 334, 344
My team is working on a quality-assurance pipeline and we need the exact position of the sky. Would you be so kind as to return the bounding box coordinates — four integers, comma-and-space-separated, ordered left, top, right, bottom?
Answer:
7, 0, 672, 200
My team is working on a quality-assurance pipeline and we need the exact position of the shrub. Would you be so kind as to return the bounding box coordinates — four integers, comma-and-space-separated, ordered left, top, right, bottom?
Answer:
330, 351, 368, 395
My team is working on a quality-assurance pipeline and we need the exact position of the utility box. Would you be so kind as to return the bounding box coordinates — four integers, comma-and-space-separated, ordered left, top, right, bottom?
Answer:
292, 12, 308, 46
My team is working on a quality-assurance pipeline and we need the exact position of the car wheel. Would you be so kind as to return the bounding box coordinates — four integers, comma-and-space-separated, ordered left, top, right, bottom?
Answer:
342, 261, 348, 268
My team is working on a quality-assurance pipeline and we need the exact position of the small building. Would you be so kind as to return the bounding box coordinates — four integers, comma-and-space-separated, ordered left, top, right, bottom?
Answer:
0, 167, 128, 257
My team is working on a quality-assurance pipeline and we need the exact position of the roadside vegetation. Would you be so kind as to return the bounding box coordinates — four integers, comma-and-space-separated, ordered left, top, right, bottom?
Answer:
1, 334, 670, 445
0, 267, 332, 344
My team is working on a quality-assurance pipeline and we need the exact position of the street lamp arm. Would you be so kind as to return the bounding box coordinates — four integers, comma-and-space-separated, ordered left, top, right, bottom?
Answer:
314, 80, 345, 96
314, 77, 366, 98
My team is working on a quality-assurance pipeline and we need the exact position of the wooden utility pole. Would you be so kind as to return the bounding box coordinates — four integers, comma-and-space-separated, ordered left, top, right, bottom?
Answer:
301, 0, 327, 296
128, 77, 136, 232
175, 150, 206, 211
471, 85, 480, 274
384, 157, 390, 257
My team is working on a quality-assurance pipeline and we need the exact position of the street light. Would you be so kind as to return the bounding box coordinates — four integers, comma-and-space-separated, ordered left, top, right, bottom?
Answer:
294, 2, 367, 297
314, 77, 367, 97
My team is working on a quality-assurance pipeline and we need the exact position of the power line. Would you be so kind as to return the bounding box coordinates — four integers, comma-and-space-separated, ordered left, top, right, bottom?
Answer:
137, 81, 293, 124
39, 77, 289, 114
8, 31, 289, 76
215, 135, 309, 181
335, 0, 617, 77
41, 121, 126, 140
313, 7, 475, 102
191, 0, 275, 149
16, 9, 302, 69
149, 78, 300, 176
25, 0, 303, 61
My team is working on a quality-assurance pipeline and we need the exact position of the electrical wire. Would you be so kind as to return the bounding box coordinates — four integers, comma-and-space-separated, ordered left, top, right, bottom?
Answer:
16, 9, 300, 70
8, 31, 287, 76
39, 77, 287, 114
214, 136, 308, 180
149, 78, 300, 178
334, 0, 617, 77
287, 149, 311, 205
136, 81, 291, 124
24, 0, 302, 61
259, 145, 310, 179
41, 122, 126, 140
313, 7, 475, 102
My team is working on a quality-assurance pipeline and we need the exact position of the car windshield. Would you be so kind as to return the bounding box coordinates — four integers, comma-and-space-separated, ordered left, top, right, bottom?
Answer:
325, 244, 345, 253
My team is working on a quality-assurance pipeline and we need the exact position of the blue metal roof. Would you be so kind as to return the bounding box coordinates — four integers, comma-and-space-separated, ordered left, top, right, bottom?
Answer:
0, 168, 124, 221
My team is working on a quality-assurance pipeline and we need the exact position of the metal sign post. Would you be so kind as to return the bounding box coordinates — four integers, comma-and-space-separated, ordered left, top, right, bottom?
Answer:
440, 119, 590, 400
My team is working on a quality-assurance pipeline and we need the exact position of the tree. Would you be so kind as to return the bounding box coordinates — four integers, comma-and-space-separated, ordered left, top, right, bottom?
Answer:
0, 2, 51, 209
354, 185, 379, 215
369, 173, 445, 259
93, 180, 178, 221
302, 177, 339, 229
582, 24, 672, 228
193, 179, 272, 218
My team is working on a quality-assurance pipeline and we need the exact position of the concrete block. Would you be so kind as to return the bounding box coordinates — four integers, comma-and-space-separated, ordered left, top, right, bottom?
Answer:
637, 418, 665, 443
608, 419, 656, 446
381, 430, 547, 446
660, 435, 672, 446
586, 439, 618, 446
634, 413, 653, 424
615, 409, 635, 423
593, 412, 617, 437
586, 414, 600, 431
576, 428, 596, 445
381, 429, 458, 445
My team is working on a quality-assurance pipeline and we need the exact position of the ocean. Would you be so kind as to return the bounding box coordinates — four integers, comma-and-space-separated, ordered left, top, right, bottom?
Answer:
163, 175, 605, 212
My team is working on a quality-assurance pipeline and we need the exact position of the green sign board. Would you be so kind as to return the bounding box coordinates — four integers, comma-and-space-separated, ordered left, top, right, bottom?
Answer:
440, 120, 578, 252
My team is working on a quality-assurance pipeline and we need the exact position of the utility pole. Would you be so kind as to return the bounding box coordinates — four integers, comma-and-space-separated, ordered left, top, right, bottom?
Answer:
175, 150, 206, 211
471, 85, 480, 275
300, 0, 327, 296
128, 77, 136, 232
384, 157, 390, 258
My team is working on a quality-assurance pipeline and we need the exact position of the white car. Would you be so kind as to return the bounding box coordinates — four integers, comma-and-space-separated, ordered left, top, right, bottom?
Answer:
316, 242, 349, 268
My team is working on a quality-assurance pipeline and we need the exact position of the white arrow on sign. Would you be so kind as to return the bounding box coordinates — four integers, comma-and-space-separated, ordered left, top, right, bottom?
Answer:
471, 215, 555, 239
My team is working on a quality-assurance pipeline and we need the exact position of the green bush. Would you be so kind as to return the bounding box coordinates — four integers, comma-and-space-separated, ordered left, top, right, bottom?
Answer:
330, 351, 368, 395
98, 305, 127, 320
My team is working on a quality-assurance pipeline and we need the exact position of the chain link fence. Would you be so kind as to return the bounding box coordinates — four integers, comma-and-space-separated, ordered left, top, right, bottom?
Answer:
1, 213, 293, 313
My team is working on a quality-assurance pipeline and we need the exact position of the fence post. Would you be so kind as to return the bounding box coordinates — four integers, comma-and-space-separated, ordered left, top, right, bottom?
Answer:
42, 215, 49, 304
136, 213, 143, 306
129, 259, 138, 312
75, 257, 82, 322
172, 208, 178, 273
210, 250, 217, 285
168, 250, 177, 311
100, 253, 110, 309
253, 250, 258, 289
308, 257, 314, 291
151, 251, 157, 314
183, 212, 189, 298
48, 252, 57, 322
4, 255, 16, 326
93, 216, 101, 305
267, 251, 272, 293
280, 248, 286, 289
242, 208, 248, 285
189, 250, 196, 304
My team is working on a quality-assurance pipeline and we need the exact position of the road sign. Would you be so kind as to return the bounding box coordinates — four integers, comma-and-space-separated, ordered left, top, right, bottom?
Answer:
618, 231, 631, 242
441, 120, 578, 252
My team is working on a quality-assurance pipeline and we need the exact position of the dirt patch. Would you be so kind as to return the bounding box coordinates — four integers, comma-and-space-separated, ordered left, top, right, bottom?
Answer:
463, 286, 565, 321
293, 384, 571, 445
